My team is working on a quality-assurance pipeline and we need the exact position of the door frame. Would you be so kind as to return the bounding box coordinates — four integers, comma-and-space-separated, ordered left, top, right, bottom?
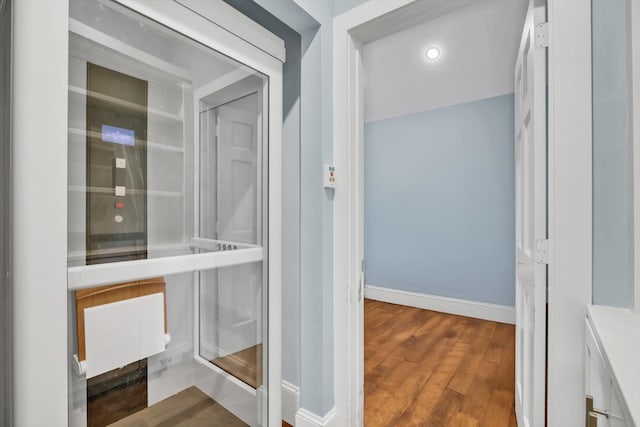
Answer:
12, 1, 283, 425
0, 0, 11, 424
332, 1, 593, 426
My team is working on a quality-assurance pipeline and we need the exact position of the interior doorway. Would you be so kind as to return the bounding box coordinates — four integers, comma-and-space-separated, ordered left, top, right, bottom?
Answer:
359, 0, 526, 425
333, 0, 551, 425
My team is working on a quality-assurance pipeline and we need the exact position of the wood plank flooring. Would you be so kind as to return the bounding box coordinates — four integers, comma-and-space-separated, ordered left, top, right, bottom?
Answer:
364, 299, 517, 427
109, 386, 246, 427
211, 344, 262, 389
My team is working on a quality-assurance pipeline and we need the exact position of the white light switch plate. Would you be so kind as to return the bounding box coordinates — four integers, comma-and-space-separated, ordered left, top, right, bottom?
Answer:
115, 158, 126, 169
115, 186, 126, 197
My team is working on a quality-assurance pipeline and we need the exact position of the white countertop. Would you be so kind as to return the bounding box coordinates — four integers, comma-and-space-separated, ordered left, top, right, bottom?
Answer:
587, 305, 640, 426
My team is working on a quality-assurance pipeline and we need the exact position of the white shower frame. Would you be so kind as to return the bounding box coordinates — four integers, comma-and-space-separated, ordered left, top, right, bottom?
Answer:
190, 68, 270, 425
12, 0, 283, 425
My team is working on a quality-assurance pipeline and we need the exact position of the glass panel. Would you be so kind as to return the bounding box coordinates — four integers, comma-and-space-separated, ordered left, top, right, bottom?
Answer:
67, 1, 269, 426
199, 262, 265, 389
197, 74, 268, 412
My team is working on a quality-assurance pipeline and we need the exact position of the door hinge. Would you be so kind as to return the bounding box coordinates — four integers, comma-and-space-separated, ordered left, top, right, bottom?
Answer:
535, 22, 549, 48
536, 239, 550, 264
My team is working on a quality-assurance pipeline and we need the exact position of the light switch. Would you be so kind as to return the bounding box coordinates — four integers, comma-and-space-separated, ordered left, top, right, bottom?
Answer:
115, 158, 126, 169
324, 163, 336, 188
115, 186, 126, 197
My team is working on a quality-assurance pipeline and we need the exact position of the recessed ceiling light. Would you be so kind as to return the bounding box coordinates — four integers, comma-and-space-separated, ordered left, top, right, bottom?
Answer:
425, 47, 440, 60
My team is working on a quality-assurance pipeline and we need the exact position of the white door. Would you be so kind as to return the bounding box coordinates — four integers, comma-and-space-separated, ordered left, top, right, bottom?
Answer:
515, 3, 547, 427
216, 101, 262, 357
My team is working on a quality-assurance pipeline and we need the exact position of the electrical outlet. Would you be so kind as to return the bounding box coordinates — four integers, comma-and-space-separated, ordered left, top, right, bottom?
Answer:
324, 163, 336, 188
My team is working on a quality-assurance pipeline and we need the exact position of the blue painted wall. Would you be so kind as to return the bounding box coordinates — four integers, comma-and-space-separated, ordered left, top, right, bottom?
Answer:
228, 0, 337, 415
364, 94, 516, 306
592, 0, 632, 308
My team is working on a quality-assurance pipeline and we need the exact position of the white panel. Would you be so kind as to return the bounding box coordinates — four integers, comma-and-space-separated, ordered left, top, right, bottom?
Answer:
84, 293, 166, 378
547, 0, 593, 425
13, 0, 69, 425
233, 121, 253, 150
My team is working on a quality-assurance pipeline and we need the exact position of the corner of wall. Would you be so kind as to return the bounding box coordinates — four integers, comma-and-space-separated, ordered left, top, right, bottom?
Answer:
283, 381, 301, 425
295, 406, 337, 427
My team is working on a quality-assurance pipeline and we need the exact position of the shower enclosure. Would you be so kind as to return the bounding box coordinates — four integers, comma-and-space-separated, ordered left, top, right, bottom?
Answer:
12, 0, 282, 425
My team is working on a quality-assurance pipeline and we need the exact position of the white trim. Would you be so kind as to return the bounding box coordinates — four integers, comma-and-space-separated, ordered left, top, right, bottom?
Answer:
115, 0, 283, 76
547, 1, 593, 426
193, 356, 257, 426
193, 68, 254, 101
173, 0, 286, 62
364, 285, 516, 325
67, 246, 264, 289
631, 0, 640, 316
282, 380, 300, 426
12, 1, 69, 425
295, 407, 337, 427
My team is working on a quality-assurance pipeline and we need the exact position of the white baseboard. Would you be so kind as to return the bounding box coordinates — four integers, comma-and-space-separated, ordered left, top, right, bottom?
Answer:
364, 285, 515, 324
295, 407, 336, 427
282, 381, 300, 425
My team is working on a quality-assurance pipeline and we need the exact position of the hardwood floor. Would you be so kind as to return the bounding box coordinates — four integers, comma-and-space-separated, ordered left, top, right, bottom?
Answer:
109, 386, 246, 426
364, 299, 517, 427
211, 344, 262, 389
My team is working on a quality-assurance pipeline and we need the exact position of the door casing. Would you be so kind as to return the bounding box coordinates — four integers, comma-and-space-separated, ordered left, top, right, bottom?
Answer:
332, 0, 593, 426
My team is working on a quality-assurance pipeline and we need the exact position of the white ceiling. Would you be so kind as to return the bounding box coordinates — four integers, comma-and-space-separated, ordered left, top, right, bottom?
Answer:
362, 0, 528, 122
351, 0, 480, 45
